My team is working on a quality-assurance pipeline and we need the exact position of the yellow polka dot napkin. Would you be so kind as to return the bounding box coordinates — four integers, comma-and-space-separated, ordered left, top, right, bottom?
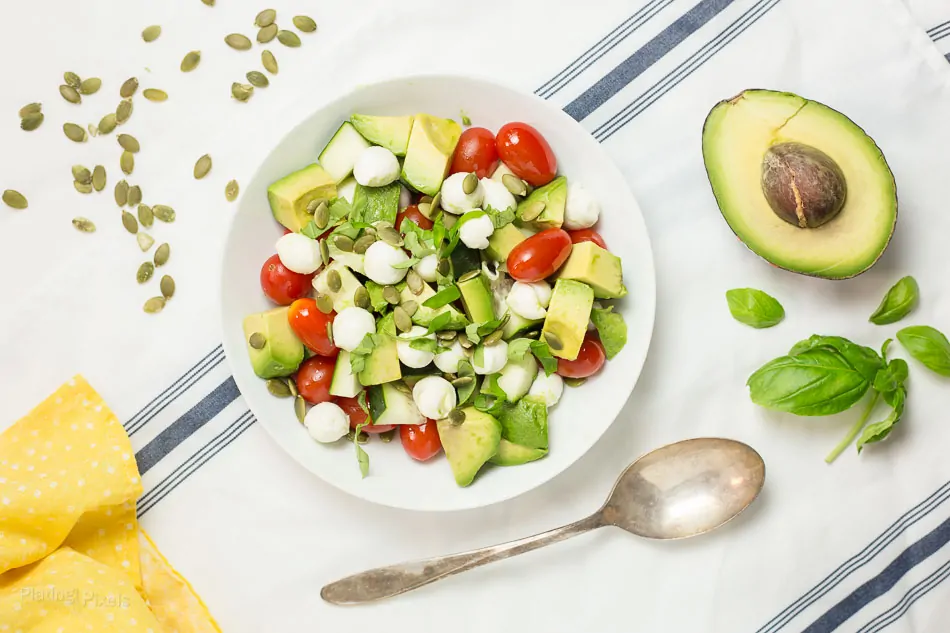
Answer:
0, 375, 220, 632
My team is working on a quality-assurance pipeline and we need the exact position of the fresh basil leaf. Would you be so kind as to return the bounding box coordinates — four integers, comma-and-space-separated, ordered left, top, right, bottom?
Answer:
409, 338, 439, 354
484, 204, 516, 229
857, 387, 905, 452
442, 211, 485, 257
789, 335, 884, 383
897, 325, 950, 376
354, 422, 370, 478
425, 311, 453, 334
465, 322, 482, 344
530, 340, 558, 376
328, 197, 353, 224
474, 393, 497, 413
725, 288, 785, 329
474, 376, 506, 414
496, 396, 549, 450
507, 338, 533, 361
391, 256, 421, 270
349, 333, 378, 374
332, 221, 363, 240
590, 306, 627, 359
423, 284, 461, 309
432, 213, 446, 253
456, 361, 477, 405
869, 276, 919, 325
473, 344, 485, 368
300, 220, 321, 239
357, 389, 370, 414
881, 338, 893, 362
747, 348, 871, 416
364, 281, 390, 312
872, 359, 909, 395
401, 219, 436, 258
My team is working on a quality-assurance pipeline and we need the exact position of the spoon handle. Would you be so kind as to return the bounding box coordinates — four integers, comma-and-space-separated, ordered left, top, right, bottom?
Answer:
321, 512, 603, 605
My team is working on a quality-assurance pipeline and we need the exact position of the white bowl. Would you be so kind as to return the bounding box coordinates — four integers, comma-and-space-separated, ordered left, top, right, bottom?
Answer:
220, 75, 656, 512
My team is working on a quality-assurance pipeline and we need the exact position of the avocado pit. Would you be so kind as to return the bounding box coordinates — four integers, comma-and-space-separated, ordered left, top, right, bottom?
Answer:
761, 141, 847, 228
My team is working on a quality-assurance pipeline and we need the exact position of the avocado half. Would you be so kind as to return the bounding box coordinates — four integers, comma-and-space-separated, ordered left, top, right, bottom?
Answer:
702, 89, 897, 280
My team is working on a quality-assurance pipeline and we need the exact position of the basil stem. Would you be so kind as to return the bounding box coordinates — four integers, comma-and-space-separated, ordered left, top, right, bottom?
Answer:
825, 392, 880, 464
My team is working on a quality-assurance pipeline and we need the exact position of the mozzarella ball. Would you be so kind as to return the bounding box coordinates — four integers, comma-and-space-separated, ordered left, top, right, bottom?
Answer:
397, 326, 436, 369
336, 177, 358, 203
305, 402, 350, 443
364, 241, 409, 285
353, 146, 400, 187
275, 233, 321, 274
333, 307, 376, 352
459, 212, 494, 250
564, 183, 601, 230
506, 280, 552, 320
434, 339, 469, 373
473, 340, 509, 375
414, 254, 439, 283
412, 376, 458, 421
480, 177, 517, 212
399, 184, 412, 210
440, 172, 485, 214
529, 372, 564, 407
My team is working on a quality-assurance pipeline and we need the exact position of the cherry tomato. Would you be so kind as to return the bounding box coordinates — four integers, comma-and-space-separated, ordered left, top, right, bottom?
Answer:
495, 122, 557, 187
557, 335, 606, 378
295, 356, 335, 405
283, 228, 292, 235
400, 421, 443, 461
396, 204, 434, 231
287, 299, 338, 357
568, 228, 607, 250
336, 395, 395, 434
260, 254, 313, 306
507, 228, 573, 282
450, 127, 499, 179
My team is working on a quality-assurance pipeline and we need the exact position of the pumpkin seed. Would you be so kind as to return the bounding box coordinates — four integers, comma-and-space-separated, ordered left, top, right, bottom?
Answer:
114, 180, 129, 206
137, 232, 155, 252
294, 395, 307, 423
502, 174, 527, 196
349, 430, 369, 444
437, 329, 457, 341
437, 258, 451, 276
458, 332, 473, 349
482, 329, 504, 346
315, 293, 333, 314
225, 180, 240, 201
563, 377, 587, 388
180, 50, 201, 72
462, 172, 478, 195
160, 275, 175, 299
20, 112, 43, 131
138, 204, 154, 228
353, 234, 376, 254
88, 124, 98, 137
72, 217, 95, 232
286, 377, 298, 397
354, 286, 371, 310
2, 190, 27, 209
231, 82, 254, 102
262, 50, 279, 74
333, 235, 354, 252
378, 225, 403, 247
72, 165, 92, 184
448, 409, 466, 425
247, 71, 269, 88
118, 134, 140, 153
417, 202, 432, 218
201, 0, 215, 6
98, 113, 117, 135
406, 270, 425, 295
193, 154, 212, 179
293, 15, 317, 32
63, 122, 87, 143
393, 306, 412, 333
120, 77, 139, 98
73, 180, 93, 194
319, 239, 329, 266
120, 151, 135, 175
152, 205, 176, 222
58, 85, 81, 104
458, 269, 480, 283
520, 200, 545, 223
79, 77, 101, 95
116, 99, 133, 124
326, 269, 342, 293
401, 300, 419, 317
419, 195, 433, 205
19, 103, 41, 117
144, 297, 166, 314
543, 331, 563, 351
255, 8, 277, 27
451, 376, 474, 388
378, 429, 395, 443
382, 285, 401, 305
127, 185, 142, 207
313, 201, 330, 228
364, 226, 377, 238
225, 33, 252, 50
142, 25, 162, 42
431, 192, 442, 213
136, 262, 154, 283
277, 30, 301, 47
257, 24, 278, 43
92, 165, 106, 191
64, 72, 81, 88
121, 211, 138, 234
154, 242, 170, 266
143, 88, 167, 102
248, 332, 266, 349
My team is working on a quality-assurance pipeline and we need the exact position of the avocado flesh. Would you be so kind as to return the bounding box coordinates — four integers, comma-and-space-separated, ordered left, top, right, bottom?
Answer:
458, 273, 496, 324
516, 176, 567, 230
267, 164, 337, 232
702, 89, 897, 279
359, 313, 402, 386
558, 241, 626, 299
542, 279, 594, 361
401, 114, 461, 196
489, 440, 547, 466
350, 114, 414, 156
437, 408, 502, 487
485, 223, 526, 262
243, 307, 304, 379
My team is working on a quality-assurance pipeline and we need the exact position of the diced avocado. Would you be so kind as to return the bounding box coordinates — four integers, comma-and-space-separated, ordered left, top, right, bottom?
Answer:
485, 223, 527, 262
516, 176, 566, 230
558, 241, 626, 299
450, 244, 481, 278
490, 161, 517, 183
497, 354, 538, 402
496, 396, 548, 449
351, 183, 400, 225
364, 281, 390, 312
367, 382, 424, 426
267, 164, 337, 232
489, 440, 548, 466
328, 241, 366, 275
502, 312, 542, 340
401, 114, 462, 196
458, 272, 495, 324
350, 114, 414, 156
318, 121, 371, 183
243, 307, 305, 379
329, 350, 361, 398
542, 279, 594, 361
358, 313, 401, 386
313, 262, 364, 313
398, 283, 468, 329
437, 407, 502, 487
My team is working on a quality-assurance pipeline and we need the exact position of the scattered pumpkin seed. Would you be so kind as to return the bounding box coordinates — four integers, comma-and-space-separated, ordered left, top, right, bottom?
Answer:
262, 50, 279, 74
63, 122, 87, 143
543, 331, 563, 351
563, 377, 587, 388
19, 103, 41, 117
306, 198, 322, 214
180, 50, 201, 72
482, 329, 504, 346
154, 242, 170, 266
120, 151, 135, 175
363, 226, 377, 238
401, 300, 419, 317
326, 321, 334, 346
417, 202, 432, 218
293, 15, 317, 32
393, 306, 412, 333
72, 165, 92, 184
313, 201, 329, 228
152, 205, 176, 222
248, 332, 266, 349
20, 112, 43, 131
201, 0, 215, 6
255, 9, 277, 27
114, 180, 129, 206
333, 235, 354, 252
319, 239, 329, 266
142, 25, 162, 42
407, 270, 425, 295
118, 134, 140, 153
246, 71, 269, 88
137, 232, 155, 252
431, 192, 442, 213
502, 173, 527, 196
143, 296, 166, 314
116, 99, 133, 124
286, 377, 298, 397
382, 285, 401, 305
462, 172, 478, 195
127, 185, 142, 207
378, 428, 395, 443
73, 181, 93, 194
294, 395, 306, 423
79, 77, 101, 95
121, 211, 138, 234
437, 329, 457, 341
60, 85, 82, 104
451, 376, 474, 388
138, 204, 154, 227
437, 258, 451, 276
326, 269, 342, 293
520, 200, 545, 223
194, 154, 212, 179
225, 33, 253, 50
448, 409, 466, 425
231, 82, 254, 102
378, 225, 403, 247
64, 72, 81, 88
257, 24, 278, 43
88, 123, 98, 137
137, 262, 154, 283
72, 217, 95, 232
143, 88, 167, 102
160, 275, 175, 299
2, 190, 27, 209
92, 165, 106, 191
120, 77, 139, 98
458, 332, 473, 349
354, 286, 371, 310
225, 180, 239, 201
98, 113, 117, 134
315, 293, 333, 314
353, 234, 375, 254
458, 269, 480, 283
277, 30, 301, 47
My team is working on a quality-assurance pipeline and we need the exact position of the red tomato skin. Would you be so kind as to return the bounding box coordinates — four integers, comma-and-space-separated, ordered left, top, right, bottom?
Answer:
495, 123, 557, 187
506, 229, 573, 282
557, 336, 607, 378
295, 356, 336, 405
260, 254, 313, 306
336, 396, 395, 434
396, 205, 434, 231
450, 127, 499, 179
568, 228, 607, 250
400, 421, 443, 461
287, 299, 338, 357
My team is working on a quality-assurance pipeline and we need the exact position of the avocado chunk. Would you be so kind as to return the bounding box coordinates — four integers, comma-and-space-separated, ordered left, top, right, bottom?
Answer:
516, 176, 567, 230
458, 272, 495, 324
702, 89, 897, 279
243, 307, 305, 379
541, 279, 594, 361
401, 114, 462, 196
437, 407, 502, 487
318, 121, 371, 183
267, 164, 337, 232
485, 223, 527, 262
558, 241, 626, 299
350, 114, 414, 156
351, 182, 400, 225
313, 262, 364, 313
329, 350, 361, 398
489, 440, 547, 466
497, 396, 548, 449
358, 313, 402, 386
398, 283, 468, 329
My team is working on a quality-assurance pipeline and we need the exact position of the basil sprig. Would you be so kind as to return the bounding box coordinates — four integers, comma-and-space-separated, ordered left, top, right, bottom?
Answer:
897, 325, 950, 376
869, 276, 919, 325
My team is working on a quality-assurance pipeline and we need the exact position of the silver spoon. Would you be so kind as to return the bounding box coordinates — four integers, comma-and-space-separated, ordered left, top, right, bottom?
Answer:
321, 437, 765, 605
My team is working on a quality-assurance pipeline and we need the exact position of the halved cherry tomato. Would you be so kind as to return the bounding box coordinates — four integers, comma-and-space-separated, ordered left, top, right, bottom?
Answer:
450, 127, 499, 179
557, 335, 606, 378
507, 228, 573, 282
295, 356, 336, 405
400, 421, 443, 461
283, 228, 292, 235
396, 204, 434, 231
336, 395, 395, 434
568, 228, 607, 250
260, 254, 313, 305
496, 122, 557, 187
288, 298, 338, 357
